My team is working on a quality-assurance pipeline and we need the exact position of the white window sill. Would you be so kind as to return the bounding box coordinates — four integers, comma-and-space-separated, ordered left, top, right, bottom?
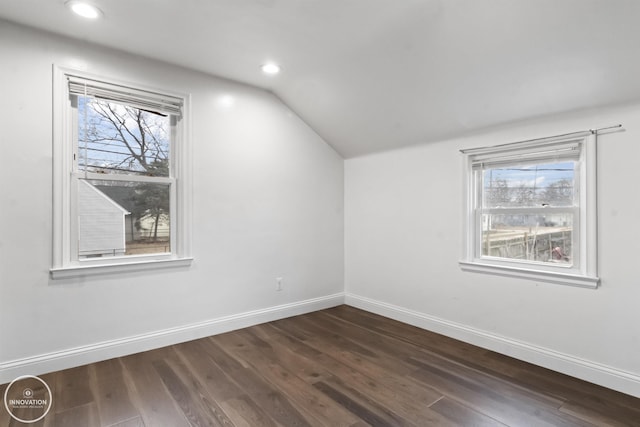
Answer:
50, 257, 193, 280
459, 261, 599, 289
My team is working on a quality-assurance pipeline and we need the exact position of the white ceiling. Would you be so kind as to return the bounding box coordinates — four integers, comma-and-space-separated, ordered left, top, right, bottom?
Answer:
2, 0, 640, 157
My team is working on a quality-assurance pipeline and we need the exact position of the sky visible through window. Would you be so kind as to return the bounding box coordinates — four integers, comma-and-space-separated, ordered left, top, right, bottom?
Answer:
483, 161, 575, 208
77, 96, 170, 176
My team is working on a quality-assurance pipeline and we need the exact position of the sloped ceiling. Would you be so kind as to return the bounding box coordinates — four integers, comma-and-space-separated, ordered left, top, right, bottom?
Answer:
1, 0, 640, 157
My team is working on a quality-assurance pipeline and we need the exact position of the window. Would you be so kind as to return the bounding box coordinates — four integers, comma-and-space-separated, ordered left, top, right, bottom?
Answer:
460, 133, 599, 288
51, 68, 192, 278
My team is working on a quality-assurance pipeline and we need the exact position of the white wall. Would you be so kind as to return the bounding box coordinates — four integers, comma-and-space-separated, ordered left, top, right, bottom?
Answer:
345, 104, 640, 397
0, 20, 344, 380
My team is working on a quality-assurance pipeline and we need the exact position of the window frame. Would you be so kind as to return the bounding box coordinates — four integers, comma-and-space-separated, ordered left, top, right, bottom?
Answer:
460, 133, 599, 288
51, 66, 192, 279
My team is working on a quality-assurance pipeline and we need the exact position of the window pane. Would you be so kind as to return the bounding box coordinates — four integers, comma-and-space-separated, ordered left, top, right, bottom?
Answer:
481, 213, 573, 264
78, 180, 171, 258
77, 96, 170, 177
483, 162, 576, 208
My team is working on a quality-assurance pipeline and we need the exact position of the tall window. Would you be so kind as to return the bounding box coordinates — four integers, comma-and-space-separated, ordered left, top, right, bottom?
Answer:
52, 69, 192, 278
460, 134, 598, 288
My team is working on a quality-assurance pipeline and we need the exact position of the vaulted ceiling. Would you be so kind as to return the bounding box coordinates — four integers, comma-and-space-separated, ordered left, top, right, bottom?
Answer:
2, 0, 640, 157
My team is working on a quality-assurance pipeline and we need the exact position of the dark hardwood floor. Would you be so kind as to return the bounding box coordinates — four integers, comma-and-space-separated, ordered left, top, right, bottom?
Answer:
2, 305, 639, 426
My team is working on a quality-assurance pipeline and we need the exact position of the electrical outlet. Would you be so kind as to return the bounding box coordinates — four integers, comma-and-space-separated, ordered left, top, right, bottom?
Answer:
276, 277, 283, 291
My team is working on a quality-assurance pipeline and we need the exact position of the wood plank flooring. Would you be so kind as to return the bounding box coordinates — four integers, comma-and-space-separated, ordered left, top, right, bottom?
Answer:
1, 305, 639, 426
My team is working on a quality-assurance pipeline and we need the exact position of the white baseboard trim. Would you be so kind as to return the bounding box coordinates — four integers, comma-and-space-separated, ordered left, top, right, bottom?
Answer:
0, 293, 345, 384
345, 293, 640, 398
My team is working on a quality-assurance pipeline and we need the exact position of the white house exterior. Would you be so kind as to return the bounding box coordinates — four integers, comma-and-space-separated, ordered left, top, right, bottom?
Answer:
78, 180, 129, 258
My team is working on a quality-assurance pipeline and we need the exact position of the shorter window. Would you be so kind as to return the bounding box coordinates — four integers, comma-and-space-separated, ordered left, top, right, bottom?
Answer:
460, 133, 599, 288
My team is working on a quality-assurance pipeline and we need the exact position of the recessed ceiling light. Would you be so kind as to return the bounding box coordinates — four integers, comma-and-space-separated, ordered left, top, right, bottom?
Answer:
261, 63, 281, 75
66, 1, 103, 19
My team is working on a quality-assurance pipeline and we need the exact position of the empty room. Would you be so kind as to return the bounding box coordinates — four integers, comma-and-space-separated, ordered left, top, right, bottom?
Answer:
1, 1, 639, 425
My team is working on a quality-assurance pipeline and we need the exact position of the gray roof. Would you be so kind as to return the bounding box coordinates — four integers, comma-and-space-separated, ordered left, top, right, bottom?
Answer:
94, 185, 137, 213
